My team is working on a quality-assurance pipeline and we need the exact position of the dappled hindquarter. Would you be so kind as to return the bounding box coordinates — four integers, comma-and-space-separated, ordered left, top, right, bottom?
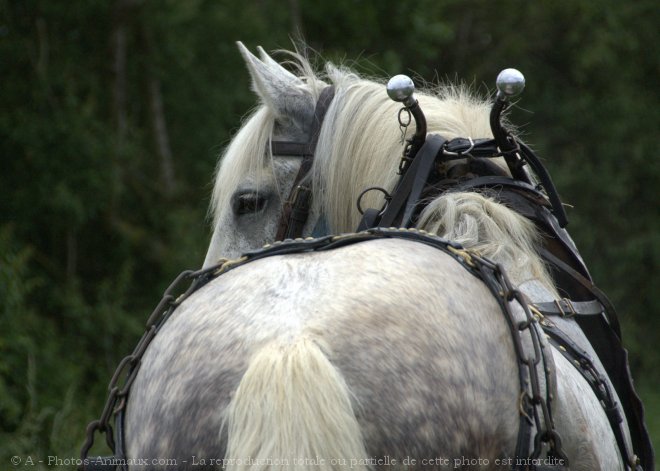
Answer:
125, 238, 520, 469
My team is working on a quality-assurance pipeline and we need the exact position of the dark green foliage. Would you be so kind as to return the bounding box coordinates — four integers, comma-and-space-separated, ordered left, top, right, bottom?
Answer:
1, 0, 657, 461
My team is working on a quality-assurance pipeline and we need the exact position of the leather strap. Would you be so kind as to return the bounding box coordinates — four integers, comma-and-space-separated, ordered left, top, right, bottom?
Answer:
539, 247, 621, 338
377, 135, 447, 228
357, 208, 380, 232
442, 137, 499, 158
270, 141, 313, 157
517, 141, 568, 227
275, 86, 335, 240
452, 175, 548, 199
533, 299, 604, 317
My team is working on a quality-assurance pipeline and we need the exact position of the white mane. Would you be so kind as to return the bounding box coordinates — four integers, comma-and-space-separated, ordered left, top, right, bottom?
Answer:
211, 52, 557, 295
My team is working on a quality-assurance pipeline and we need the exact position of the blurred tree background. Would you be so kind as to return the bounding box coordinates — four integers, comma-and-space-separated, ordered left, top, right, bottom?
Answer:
1, 0, 657, 465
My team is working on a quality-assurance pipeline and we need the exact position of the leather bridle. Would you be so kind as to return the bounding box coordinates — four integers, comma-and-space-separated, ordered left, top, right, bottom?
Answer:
270, 85, 335, 240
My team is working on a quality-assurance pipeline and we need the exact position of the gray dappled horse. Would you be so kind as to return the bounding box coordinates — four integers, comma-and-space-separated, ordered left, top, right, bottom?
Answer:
123, 43, 640, 470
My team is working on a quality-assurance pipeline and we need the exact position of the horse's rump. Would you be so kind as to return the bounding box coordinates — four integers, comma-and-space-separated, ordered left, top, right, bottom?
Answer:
125, 237, 521, 467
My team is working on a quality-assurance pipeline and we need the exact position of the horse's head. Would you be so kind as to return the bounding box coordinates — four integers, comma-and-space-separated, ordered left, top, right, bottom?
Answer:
204, 43, 328, 265
205, 43, 489, 259
204, 43, 555, 295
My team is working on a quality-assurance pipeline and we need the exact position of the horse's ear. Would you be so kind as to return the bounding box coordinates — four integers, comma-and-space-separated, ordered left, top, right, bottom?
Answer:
256, 46, 298, 81
237, 41, 315, 129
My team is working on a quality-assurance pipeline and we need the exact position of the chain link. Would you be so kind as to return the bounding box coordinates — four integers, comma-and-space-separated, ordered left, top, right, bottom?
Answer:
543, 320, 635, 468
447, 244, 567, 466
397, 107, 411, 145
396, 107, 415, 174
79, 268, 209, 467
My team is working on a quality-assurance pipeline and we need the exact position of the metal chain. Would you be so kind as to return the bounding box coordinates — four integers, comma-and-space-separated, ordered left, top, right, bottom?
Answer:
510, 288, 566, 464
79, 266, 217, 467
397, 107, 415, 174
469, 254, 569, 467
397, 107, 411, 145
544, 323, 637, 469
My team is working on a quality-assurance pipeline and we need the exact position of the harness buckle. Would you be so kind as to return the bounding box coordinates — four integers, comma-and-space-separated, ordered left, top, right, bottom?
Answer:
443, 136, 475, 157
554, 298, 577, 318
290, 184, 311, 206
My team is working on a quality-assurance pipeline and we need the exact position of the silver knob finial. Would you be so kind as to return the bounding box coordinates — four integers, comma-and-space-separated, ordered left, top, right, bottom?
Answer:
496, 68, 525, 100
387, 74, 416, 107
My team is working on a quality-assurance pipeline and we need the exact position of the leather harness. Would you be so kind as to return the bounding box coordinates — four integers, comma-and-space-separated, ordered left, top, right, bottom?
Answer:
81, 85, 653, 471
266, 88, 652, 470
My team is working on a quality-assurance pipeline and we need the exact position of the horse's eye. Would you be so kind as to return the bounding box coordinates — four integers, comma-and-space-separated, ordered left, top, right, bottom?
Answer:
232, 192, 268, 216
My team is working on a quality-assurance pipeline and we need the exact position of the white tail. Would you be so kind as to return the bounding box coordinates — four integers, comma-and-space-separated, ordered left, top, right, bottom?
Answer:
223, 336, 369, 471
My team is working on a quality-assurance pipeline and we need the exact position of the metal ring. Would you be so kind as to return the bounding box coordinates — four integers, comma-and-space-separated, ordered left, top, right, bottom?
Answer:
443, 136, 475, 157
356, 187, 391, 215
398, 107, 411, 127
